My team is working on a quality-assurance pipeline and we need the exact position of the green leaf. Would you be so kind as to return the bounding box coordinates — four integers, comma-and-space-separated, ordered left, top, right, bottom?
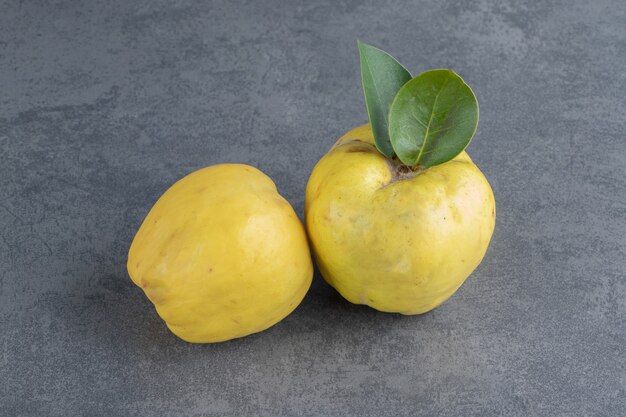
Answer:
358, 40, 412, 158
388, 69, 479, 167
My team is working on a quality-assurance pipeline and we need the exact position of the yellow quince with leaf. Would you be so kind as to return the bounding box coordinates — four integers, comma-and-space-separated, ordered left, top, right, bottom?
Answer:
305, 42, 495, 314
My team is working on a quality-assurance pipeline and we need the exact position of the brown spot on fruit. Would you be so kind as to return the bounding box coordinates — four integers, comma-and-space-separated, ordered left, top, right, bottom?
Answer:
346, 147, 369, 153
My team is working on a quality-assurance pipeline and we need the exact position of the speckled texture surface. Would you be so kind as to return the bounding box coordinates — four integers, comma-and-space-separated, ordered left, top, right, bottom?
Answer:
1, 0, 624, 415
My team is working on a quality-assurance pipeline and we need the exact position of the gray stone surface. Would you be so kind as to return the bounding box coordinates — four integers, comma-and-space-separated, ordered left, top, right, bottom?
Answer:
1, 0, 625, 415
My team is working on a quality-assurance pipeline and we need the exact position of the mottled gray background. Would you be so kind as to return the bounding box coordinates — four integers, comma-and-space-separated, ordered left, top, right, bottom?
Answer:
1, 0, 624, 415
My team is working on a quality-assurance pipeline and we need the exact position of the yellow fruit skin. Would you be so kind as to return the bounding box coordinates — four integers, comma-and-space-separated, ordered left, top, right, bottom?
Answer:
305, 124, 495, 314
128, 164, 313, 343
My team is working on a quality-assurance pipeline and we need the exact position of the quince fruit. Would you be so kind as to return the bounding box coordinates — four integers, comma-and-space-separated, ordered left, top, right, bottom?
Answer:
128, 164, 312, 342
305, 124, 495, 314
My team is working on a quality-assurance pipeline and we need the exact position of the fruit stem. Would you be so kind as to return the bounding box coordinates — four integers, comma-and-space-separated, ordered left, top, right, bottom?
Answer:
387, 157, 427, 183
